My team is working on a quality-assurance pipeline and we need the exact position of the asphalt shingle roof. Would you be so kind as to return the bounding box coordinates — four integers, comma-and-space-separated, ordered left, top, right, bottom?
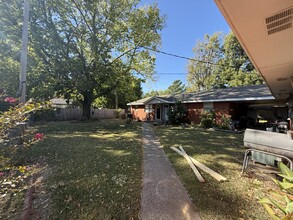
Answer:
127, 84, 274, 106
179, 84, 274, 103
127, 95, 177, 106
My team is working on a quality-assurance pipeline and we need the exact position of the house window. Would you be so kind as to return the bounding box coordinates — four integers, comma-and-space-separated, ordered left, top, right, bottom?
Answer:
135, 105, 138, 111
204, 102, 213, 111
145, 104, 152, 113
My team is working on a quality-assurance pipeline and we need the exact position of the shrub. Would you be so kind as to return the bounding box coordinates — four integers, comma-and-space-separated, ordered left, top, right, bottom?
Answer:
167, 101, 188, 125
32, 108, 55, 122
115, 109, 122, 118
200, 118, 213, 128
0, 100, 12, 112
120, 113, 126, 119
199, 111, 214, 128
259, 162, 293, 219
217, 114, 231, 130
0, 95, 49, 166
0, 94, 17, 112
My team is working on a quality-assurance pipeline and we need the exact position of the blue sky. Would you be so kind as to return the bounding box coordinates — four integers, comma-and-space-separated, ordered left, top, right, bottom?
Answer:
140, 0, 231, 94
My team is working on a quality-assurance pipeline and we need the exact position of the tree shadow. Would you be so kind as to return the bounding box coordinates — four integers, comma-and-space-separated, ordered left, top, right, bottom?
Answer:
30, 121, 142, 219
153, 126, 270, 219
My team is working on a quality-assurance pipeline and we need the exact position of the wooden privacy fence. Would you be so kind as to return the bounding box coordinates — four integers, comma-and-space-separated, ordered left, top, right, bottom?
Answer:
54, 108, 125, 121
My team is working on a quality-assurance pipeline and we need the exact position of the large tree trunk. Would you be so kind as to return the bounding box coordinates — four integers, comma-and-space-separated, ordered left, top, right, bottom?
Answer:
82, 92, 93, 120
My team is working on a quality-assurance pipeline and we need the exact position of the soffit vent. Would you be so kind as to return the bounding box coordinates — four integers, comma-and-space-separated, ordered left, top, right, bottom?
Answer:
277, 77, 288, 81
265, 7, 293, 35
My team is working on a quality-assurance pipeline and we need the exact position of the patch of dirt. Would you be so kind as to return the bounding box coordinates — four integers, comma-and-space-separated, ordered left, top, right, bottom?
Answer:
30, 166, 52, 220
242, 162, 281, 196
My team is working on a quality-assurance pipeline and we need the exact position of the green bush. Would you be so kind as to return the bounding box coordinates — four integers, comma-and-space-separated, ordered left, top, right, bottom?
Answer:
0, 97, 49, 166
200, 118, 213, 128
217, 114, 231, 130
0, 100, 11, 112
259, 162, 293, 219
199, 111, 214, 128
115, 109, 122, 118
32, 108, 55, 121
167, 101, 188, 125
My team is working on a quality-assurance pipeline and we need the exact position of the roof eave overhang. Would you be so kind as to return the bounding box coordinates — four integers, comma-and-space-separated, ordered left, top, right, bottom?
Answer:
182, 96, 275, 103
127, 98, 175, 106
214, 0, 293, 99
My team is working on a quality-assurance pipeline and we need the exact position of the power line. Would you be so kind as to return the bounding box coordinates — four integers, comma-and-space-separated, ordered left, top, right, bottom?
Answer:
144, 46, 236, 68
133, 72, 188, 76
154, 72, 187, 75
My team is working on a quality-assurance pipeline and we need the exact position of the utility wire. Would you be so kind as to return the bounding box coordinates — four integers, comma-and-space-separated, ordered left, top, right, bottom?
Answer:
151, 72, 186, 75
144, 46, 236, 69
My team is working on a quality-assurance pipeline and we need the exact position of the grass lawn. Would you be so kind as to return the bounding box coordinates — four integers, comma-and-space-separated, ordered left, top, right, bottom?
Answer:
154, 126, 277, 220
28, 119, 143, 219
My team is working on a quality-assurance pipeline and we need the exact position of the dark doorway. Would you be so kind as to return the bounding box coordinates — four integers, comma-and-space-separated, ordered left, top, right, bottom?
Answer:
156, 106, 161, 119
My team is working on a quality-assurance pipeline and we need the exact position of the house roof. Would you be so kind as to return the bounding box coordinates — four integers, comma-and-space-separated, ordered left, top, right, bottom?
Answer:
127, 95, 176, 106
127, 84, 275, 106
179, 84, 275, 103
50, 98, 71, 105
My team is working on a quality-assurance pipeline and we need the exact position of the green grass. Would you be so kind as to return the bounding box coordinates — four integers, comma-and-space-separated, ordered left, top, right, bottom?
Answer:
154, 126, 276, 220
30, 119, 143, 219
1, 120, 278, 219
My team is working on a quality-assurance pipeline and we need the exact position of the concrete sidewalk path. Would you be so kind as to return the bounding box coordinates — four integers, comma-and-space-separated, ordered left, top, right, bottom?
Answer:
141, 122, 201, 220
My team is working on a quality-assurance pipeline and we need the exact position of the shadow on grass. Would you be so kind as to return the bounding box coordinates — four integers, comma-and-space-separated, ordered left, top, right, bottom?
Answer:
29, 120, 142, 220
154, 126, 270, 220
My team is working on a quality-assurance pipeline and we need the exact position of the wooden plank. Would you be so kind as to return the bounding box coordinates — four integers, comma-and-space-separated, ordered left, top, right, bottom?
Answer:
188, 157, 227, 182
179, 146, 205, 183
170, 147, 184, 156
171, 147, 227, 182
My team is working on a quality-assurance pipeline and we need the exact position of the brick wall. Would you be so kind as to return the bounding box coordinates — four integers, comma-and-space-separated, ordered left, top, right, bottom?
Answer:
228, 102, 246, 119
131, 105, 146, 121
130, 105, 155, 121
186, 103, 204, 124
130, 102, 238, 124
213, 102, 231, 125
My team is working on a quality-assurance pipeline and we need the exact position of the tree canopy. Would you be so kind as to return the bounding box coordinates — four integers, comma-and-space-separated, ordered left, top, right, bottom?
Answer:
0, 0, 165, 119
187, 33, 222, 92
143, 79, 185, 97
166, 79, 186, 96
30, 0, 165, 119
92, 75, 143, 109
0, 1, 23, 97
187, 32, 263, 92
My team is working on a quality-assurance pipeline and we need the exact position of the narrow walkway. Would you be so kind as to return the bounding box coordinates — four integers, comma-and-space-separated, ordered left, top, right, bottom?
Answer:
141, 123, 201, 220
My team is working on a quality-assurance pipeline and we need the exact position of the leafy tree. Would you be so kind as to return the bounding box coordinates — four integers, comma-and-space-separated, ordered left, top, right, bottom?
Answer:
0, 0, 56, 100
27, 0, 165, 119
143, 88, 169, 97
143, 89, 165, 98
187, 33, 222, 92
187, 32, 263, 92
166, 80, 185, 96
215, 32, 263, 87
143, 80, 185, 98
93, 76, 143, 109
106, 76, 143, 109
0, 1, 22, 97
